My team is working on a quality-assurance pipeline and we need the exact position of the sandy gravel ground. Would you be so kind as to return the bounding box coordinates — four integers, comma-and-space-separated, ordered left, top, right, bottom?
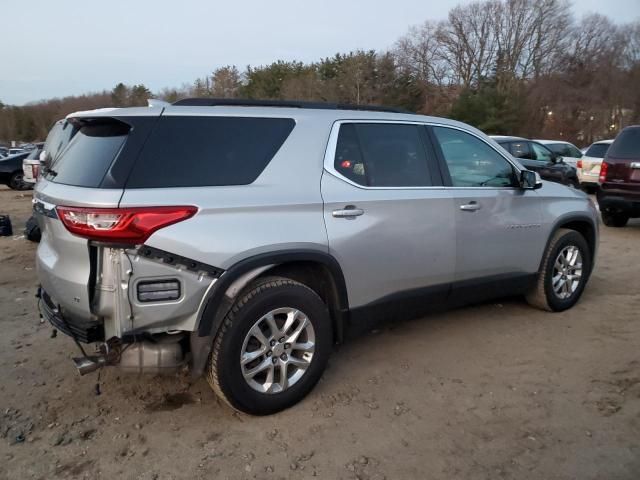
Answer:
0, 185, 638, 480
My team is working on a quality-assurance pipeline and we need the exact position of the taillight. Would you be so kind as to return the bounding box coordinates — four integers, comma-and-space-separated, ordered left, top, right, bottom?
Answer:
33, 165, 40, 179
577, 159, 582, 169
56, 206, 197, 244
599, 162, 609, 183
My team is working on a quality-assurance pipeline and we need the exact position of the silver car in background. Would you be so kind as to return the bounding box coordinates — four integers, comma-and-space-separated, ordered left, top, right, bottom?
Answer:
34, 99, 598, 414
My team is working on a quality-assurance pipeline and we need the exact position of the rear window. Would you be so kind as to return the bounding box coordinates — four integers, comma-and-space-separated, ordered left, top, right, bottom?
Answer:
585, 143, 610, 158
608, 128, 640, 158
44, 121, 129, 187
125, 116, 295, 188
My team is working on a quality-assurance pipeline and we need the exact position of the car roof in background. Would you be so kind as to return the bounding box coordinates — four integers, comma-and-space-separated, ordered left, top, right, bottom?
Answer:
534, 139, 576, 145
489, 135, 527, 142
591, 139, 615, 145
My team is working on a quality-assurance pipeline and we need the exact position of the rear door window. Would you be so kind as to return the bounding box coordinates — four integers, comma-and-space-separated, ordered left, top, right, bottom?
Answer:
608, 128, 640, 158
333, 123, 432, 187
126, 116, 295, 188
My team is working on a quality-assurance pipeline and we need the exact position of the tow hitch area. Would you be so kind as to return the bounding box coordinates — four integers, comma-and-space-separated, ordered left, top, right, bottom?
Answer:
72, 334, 186, 376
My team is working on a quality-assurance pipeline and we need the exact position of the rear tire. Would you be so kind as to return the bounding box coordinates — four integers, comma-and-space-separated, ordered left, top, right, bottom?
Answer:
206, 276, 332, 415
526, 228, 591, 312
9, 171, 27, 190
601, 212, 628, 228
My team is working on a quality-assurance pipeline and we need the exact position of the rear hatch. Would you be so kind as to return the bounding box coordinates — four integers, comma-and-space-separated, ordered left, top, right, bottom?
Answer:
581, 142, 611, 178
34, 108, 163, 321
601, 127, 640, 195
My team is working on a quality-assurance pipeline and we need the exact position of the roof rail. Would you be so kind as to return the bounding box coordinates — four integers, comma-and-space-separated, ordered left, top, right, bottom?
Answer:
172, 98, 411, 114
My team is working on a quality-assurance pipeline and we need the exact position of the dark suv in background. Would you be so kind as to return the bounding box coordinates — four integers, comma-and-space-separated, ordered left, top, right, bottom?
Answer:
491, 136, 580, 188
597, 125, 640, 227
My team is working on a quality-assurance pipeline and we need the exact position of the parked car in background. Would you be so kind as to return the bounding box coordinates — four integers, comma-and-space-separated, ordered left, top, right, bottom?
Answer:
34, 100, 598, 414
8, 148, 26, 156
0, 147, 9, 157
535, 139, 583, 168
597, 126, 640, 227
22, 143, 44, 184
0, 151, 31, 189
578, 140, 614, 192
491, 136, 580, 188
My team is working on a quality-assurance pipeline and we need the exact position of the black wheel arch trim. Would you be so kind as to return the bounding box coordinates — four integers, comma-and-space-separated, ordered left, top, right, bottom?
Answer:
539, 213, 597, 272
196, 249, 349, 339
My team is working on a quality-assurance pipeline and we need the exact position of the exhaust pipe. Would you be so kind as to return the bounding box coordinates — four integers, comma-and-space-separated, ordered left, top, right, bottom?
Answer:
73, 355, 107, 375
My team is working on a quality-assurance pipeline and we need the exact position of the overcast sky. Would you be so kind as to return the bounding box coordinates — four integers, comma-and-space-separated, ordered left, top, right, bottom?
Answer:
2, 0, 639, 105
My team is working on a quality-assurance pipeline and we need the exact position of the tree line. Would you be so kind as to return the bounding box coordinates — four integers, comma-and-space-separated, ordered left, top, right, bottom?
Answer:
1, 0, 638, 146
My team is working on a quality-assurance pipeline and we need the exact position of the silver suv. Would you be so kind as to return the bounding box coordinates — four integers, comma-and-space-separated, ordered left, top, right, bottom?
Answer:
34, 99, 598, 414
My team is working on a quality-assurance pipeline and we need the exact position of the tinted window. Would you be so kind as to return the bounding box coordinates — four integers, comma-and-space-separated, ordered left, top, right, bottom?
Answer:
45, 121, 129, 187
126, 116, 294, 188
585, 143, 610, 158
433, 127, 517, 187
547, 143, 582, 158
333, 123, 431, 187
44, 121, 78, 170
508, 141, 533, 160
608, 128, 640, 158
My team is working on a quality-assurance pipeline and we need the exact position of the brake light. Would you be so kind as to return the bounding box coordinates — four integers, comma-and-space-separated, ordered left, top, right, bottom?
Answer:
56, 206, 197, 244
33, 164, 40, 179
577, 159, 582, 169
599, 162, 609, 183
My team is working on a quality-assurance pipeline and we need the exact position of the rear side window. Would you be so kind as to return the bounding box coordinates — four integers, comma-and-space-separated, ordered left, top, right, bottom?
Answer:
333, 123, 432, 187
126, 116, 295, 188
585, 143, 610, 158
608, 128, 640, 158
508, 141, 533, 160
45, 121, 129, 187
547, 143, 582, 158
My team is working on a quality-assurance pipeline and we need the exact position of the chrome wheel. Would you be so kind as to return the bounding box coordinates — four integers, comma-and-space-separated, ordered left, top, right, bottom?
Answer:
552, 245, 583, 299
240, 307, 315, 394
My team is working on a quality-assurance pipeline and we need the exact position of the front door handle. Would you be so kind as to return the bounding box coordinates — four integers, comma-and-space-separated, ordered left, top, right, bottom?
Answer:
459, 201, 481, 212
332, 206, 364, 218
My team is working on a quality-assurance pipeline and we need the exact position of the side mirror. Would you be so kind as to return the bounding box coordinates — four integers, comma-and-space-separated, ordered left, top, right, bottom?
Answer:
520, 170, 543, 189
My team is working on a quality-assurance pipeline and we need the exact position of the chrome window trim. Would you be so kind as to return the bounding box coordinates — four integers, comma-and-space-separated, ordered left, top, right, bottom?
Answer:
323, 120, 523, 191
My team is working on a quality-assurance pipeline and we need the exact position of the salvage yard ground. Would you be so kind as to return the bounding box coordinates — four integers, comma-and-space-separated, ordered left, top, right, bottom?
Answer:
0, 185, 639, 480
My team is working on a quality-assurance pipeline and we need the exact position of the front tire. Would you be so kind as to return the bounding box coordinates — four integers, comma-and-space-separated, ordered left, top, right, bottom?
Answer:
601, 212, 628, 228
206, 276, 332, 415
526, 228, 591, 312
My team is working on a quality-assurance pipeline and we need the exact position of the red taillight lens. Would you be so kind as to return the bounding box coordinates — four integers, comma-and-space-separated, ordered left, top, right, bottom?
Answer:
576, 159, 582, 169
599, 162, 609, 183
33, 165, 40, 179
56, 206, 197, 244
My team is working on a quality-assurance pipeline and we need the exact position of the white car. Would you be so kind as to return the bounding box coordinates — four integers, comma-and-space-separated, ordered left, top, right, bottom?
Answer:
534, 140, 583, 168
578, 139, 614, 192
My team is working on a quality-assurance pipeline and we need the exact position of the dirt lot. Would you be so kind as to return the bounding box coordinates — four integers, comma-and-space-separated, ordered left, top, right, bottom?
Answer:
0, 185, 638, 480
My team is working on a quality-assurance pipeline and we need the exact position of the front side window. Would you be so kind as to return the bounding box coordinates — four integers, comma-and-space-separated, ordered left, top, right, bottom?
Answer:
531, 142, 554, 162
433, 127, 517, 188
333, 123, 432, 187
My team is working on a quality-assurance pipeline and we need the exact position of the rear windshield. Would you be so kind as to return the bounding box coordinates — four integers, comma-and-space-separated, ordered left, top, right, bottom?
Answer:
607, 128, 640, 159
585, 143, 610, 158
125, 116, 295, 188
44, 121, 129, 187
44, 121, 78, 169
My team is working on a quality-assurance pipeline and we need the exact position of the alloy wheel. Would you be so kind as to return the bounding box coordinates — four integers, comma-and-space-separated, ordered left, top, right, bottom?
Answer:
551, 245, 583, 299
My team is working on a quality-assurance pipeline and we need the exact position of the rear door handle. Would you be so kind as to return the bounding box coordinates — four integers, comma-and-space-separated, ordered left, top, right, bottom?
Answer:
332, 206, 364, 218
459, 201, 481, 212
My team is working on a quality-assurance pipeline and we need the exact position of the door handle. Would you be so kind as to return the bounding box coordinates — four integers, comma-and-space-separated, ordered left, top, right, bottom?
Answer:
459, 201, 481, 212
332, 206, 364, 218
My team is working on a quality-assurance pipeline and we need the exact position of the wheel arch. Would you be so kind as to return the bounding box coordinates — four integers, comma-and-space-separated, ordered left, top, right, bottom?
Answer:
196, 249, 349, 338
540, 214, 597, 271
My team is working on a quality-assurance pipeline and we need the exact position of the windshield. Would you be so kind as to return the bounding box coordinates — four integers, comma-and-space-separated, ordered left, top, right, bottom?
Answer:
585, 143, 610, 158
